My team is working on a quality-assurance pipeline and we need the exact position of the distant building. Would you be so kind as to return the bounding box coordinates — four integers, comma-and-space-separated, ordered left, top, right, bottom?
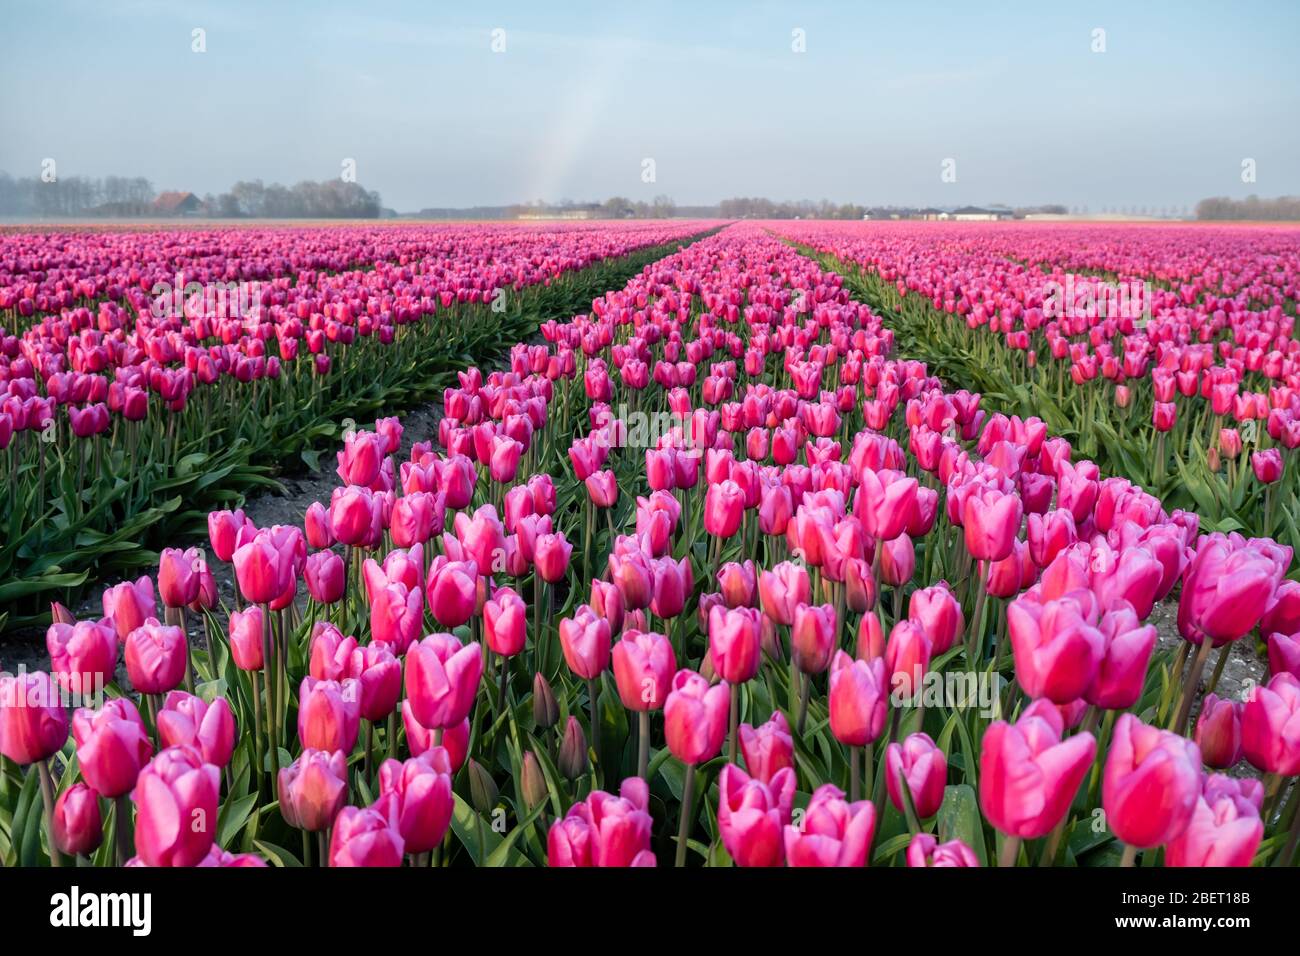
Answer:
517, 209, 595, 220
951, 206, 1011, 221
153, 191, 202, 216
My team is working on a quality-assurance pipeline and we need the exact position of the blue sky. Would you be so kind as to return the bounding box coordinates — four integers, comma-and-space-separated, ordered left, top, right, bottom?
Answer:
1, 0, 1297, 211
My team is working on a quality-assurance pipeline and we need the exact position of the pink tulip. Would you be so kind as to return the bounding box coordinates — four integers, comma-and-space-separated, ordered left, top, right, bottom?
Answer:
425, 558, 476, 630
304, 551, 345, 604
1252, 448, 1283, 484
329, 485, 378, 546
739, 711, 794, 784
704, 479, 745, 537
227, 606, 265, 670
484, 586, 528, 658
377, 749, 455, 854
828, 650, 888, 747
404, 710, 470, 771
717, 560, 757, 608
886, 732, 948, 819
46, 619, 117, 694
1103, 713, 1202, 849
548, 777, 654, 868
906, 833, 980, 867
589, 579, 625, 636
963, 486, 1023, 562
1165, 775, 1263, 868
454, 504, 507, 573
209, 508, 250, 562
783, 784, 876, 867
72, 697, 152, 797
607, 546, 653, 611
1085, 602, 1157, 710
856, 468, 918, 542
1194, 693, 1243, 769
664, 670, 729, 764
297, 677, 361, 753
708, 605, 762, 684
102, 576, 156, 642
585, 469, 618, 508
157, 547, 201, 609
883, 619, 932, 700
1241, 672, 1300, 775
791, 602, 837, 675
156, 691, 236, 767
758, 561, 811, 626
1268, 631, 1300, 679
908, 583, 964, 656
124, 620, 188, 695
329, 803, 405, 867
717, 763, 795, 867
534, 532, 573, 583
302, 502, 334, 550
232, 531, 296, 605
1007, 592, 1103, 704
1177, 537, 1278, 647
405, 632, 483, 729
133, 746, 221, 867
53, 782, 103, 857
612, 630, 676, 711
279, 748, 348, 832
979, 705, 1095, 839
559, 605, 612, 680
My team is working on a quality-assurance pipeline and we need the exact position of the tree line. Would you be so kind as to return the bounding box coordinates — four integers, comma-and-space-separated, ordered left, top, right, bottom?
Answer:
1196, 196, 1300, 221
0, 173, 156, 217
0, 173, 383, 219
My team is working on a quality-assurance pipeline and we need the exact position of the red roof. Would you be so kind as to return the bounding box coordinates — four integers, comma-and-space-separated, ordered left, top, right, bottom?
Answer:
154, 191, 199, 211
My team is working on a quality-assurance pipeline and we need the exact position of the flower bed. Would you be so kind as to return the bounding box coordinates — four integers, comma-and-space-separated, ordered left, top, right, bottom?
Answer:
0, 222, 713, 629
780, 221, 1300, 549
1, 222, 1296, 869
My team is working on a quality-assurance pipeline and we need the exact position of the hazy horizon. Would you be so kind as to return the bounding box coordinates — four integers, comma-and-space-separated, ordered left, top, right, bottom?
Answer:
2, 0, 1298, 212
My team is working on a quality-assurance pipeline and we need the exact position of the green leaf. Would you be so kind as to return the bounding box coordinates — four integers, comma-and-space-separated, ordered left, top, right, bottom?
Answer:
936, 783, 987, 866
252, 839, 304, 867
483, 801, 546, 867
217, 792, 260, 848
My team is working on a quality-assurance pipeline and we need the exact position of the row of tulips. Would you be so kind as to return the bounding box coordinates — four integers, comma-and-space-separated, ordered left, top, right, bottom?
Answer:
2, 221, 1298, 868
781, 221, 1300, 551
0, 221, 710, 325
0, 222, 712, 629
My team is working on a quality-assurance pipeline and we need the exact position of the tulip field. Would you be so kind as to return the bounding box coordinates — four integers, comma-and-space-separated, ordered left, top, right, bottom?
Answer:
0, 221, 708, 630
3, 218, 1300, 872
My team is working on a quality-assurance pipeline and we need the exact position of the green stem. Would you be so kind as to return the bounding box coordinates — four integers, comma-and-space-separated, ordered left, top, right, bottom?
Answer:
728, 683, 740, 764
998, 835, 1021, 868
675, 763, 696, 868
36, 761, 61, 868
114, 795, 133, 866
1172, 638, 1214, 735
637, 710, 651, 782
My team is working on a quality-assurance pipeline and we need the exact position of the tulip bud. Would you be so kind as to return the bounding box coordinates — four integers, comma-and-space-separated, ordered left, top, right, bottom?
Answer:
558, 716, 589, 781
533, 673, 559, 729
1194, 693, 1242, 769
468, 758, 498, 816
522, 751, 549, 810
53, 782, 103, 857
278, 748, 348, 832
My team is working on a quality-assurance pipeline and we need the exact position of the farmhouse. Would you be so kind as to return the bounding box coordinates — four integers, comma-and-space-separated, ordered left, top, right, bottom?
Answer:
153, 190, 202, 216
